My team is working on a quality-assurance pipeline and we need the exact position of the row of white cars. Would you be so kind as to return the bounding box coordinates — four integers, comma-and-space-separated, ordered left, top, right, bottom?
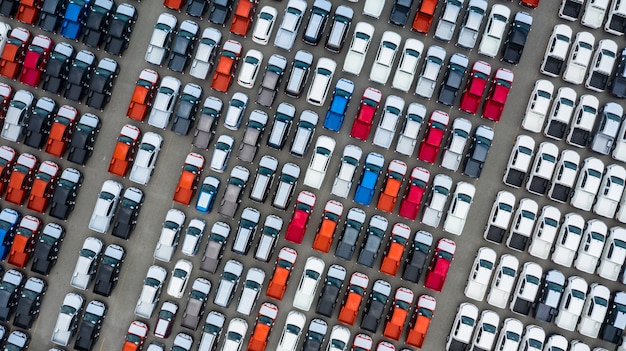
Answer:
559, 0, 626, 35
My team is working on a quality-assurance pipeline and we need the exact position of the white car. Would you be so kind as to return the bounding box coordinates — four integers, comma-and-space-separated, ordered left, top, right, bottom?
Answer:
526, 141, 558, 196
486, 254, 519, 309
145, 13, 177, 65
154, 209, 185, 262
224, 92, 249, 130
585, 39, 618, 92
210, 135, 234, 173
236, 268, 265, 316
483, 191, 515, 245
129, 132, 163, 185
598, 226, 626, 280
457, 0, 488, 49
327, 325, 350, 351
571, 157, 605, 211
522, 79, 554, 133
306, 58, 336, 106
135, 265, 167, 318
220, 318, 247, 351
395, 102, 426, 156
548, 149, 580, 203
613, 117, 626, 162
503, 135, 535, 188
441, 118, 472, 172
552, 213, 585, 267
303, 135, 336, 190
362, 0, 385, 18
0, 21, 10, 54
51, 292, 84, 346
189, 27, 221, 80
342, 22, 374, 76
167, 259, 193, 298
352, 334, 372, 351
494, 318, 523, 351
544, 335, 569, 351
443, 181, 476, 235
373, 95, 404, 149
421, 174, 453, 228
237, 49, 263, 88
594, 164, 626, 218
214, 260, 243, 309
520, 325, 545, 351
70, 237, 103, 290
528, 206, 561, 259
391, 38, 424, 92
1, 90, 34, 142
478, 4, 511, 58
575, 219, 607, 274
446, 302, 478, 351
470, 310, 499, 351
435, 0, 465, 42
582, 0, 609, 28
369, 31, 401, 85
567, 94, 599, 148
181, 218, 206, 256
293, 257, 325, 311
464, 247, 496, 302
555, 276, 588, 331
506, 198, 538, 252
563, 31, 596, 85
578, 283, 610, 338
332, 145, 362, 198
606, 0, 626, 34
148, 76, 182, 129
274, 0, 307, 51
510, 262, 543, 316
252, 6, 277, 45
415, 45, 446, 99
544, 87, 576, 140
88, 180, 123, 233
540, 24, 573, 78
277, 310, 306, 351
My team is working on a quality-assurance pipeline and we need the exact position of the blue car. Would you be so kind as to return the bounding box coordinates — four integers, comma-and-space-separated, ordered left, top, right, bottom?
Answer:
354, 152, 385, 206
0, 209, 20, 260
323, 78, 354, 132
61, 0, 91, 40
195, 176, 220, 213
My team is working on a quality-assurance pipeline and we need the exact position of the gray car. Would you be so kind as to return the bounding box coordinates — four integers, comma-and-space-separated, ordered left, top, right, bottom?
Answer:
357, 215, 388, 268
590, 102, 623, 155
192, 97, 222, 150
360, 279, 391, 333
200, 222, 230, 274
180, 278, 211, 331
402, 230, 433, 283
335, 208, 367, 261
533, 269, 565, 322
315, 264, 346, 317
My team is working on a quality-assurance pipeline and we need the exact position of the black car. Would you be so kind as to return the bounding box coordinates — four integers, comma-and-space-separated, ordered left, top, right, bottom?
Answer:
81, 0, 114, 49
30, 223, 65, 276
171, 83, 202, 136
402, 231, 432, 283
112, 187, 143, 240
186, 0, 208, 18
357, 223, 385, 268
64, 50, 96, 103
209, 0, 232, 25
42, 42, 75, 95
609, 47, 626, 99
74, 300, 106, 351
302, 319, 326, 351
168, 20, 199, 73
438, 53, 469, 107
302, 0, 330, 46
389, 0, 413, 27
533, 269, 565, 323
38, 0, 65, 32
0, 269, 23, 322
335, 214, 363, 261
49, 168, 82, 220
501, 11, 533, 65
462, 125, 494, 179
104, 3, 136, 56
0, 0, 18, 18
86, 58, 119, 110
315, 265, 345, 317
68, 113, 100, 166
601, 291, 626, 344
93, 244, 125, 297
361, 280, 390, 332
23, 97, 56, 149
13, 277, 46, 329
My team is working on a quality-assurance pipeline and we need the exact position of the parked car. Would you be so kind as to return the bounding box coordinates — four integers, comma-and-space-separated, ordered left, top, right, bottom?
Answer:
285, 50, 313, 98
274, 0, 307, 51
411, 0, 438, 33
544, 87, 576, 140
567, 94, 599, 148
221, 318, 247, 351
510, 262, 542, 316
402, 230, 432, 283
609, 47, 626, 98
350, 87, 382, 141
104, 3, 137, 56
391, 38, 423, 93
285, 191, 316, 244
30, 223, 64, 276
51, 292, 84, 346
369, 31, 401, 85
591, 102, 623, 156
13, 277, 46, 329
457, 0, 488, 49
534, 269, 565, 323
303, 136, 335, 189
354, 152, 384, 206
482, 68, 514, 122
398, 167, 429, 221
446, 302, 478, 351
563, 31, 596, 85
123, 320, 148, 351
335, 208, 366, 261
93, 244, 124, 297
189, 28, 221, 80
45, 106, 78, 159
180, 218, 206, 256
540, 24, 572, 78
171, 83, 202, 136
237, 49, 263, 88
145, 13, 177, 66
342, 22, 374, 76
478, 5, 511, 58
19, 35, 52, 87
232, 207, 260, 255
555, 276, 588, 331
443, 182, 476, 235
528, 206, 561, 260
70, 237, 103, 290
67, 113, 100, 166
585, 39, 618, 92
302, 0, 331, 46
373, 95, 404, 149
87, 180, 123, 233
81, 0, 114, 49
594, 164, 626, 218
571, 157, 604, 211
129, 132, 163, 186
26, 160, 60, 213
417, 110, 449, 164
601, 291, 626, 343
470, 310, 499, 351
111, 187, 144, 240
506, 198, 538, 252
324, 79, 353, 133
424, 238, 456, 292
155, 302, 177, 339
500, 11, 533, 64
396, 103, 426, 156
357, 215, 388, 268
247, 302, 277, 351
192, 97, 222, 151
575, 219, 607, 274
74, 300, 106, 351
421, 174, 453, 228
199, 222, 230, 273
459, 61, 491, 115
462, 125, 494, 178
337, 272, 369, 326
148, 76, 182, 129
434, 0, 464, 42
464, 247, 496, 302
486, 254, 519, 309
277, 310, 306, 351
173, 153, 204, 206
552, 213, 585, 267
210, 39, 242, 93
0, 269, 23, 322
415, 46, 446, 99
551, 152, 581, 205
437, 53, 469, 107
291, 110, 318, 158
521, 79, 554, 133
578, 283, 610, 338
1, 90, 34, 142
229, 0, 256, 37
218, 165, 249, 218
292, 257, 325, 312
198, 311, 224, 351
266, 247, 297, 301
252, 5, 277, 45
526, 141, 558, 196
256, 53, 287, 108
108, 124, 140, 178
208, 0, 233, 25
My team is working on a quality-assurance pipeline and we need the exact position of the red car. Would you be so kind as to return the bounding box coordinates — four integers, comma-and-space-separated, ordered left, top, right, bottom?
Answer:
0, 145, 16, 196
520, 0, 540, 8
126, 69, 159, 122
108, 124, 140, 177
398, 167, 430, 221
285, 191, 316, 244
19, 34, 52, 87
0, 83, 13, 120
45, 105, 78, 157
424, 238, 456, 292
482, 68, 514, 122
350, 87, 382, 141
7, 215, 40, 268
459, 60, 491, 115
173, 152, 204, 205
417, 110, 449, 164
16, 0, 41, 24
163, 0, 184, 11
0, 27, 31, 80
26, 160, 60, 213
123, 320, 148, 351
229, 0, 257, 37
5, 153, 37, 206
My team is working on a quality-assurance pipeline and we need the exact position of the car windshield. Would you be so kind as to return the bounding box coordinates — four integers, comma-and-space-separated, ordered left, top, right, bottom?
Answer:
548, 281, 563, 292
173, 268, 187, 279
164, 221, 179, 230
479, 259, 493, 270
286, 324, 301, 334
502, 267, 516, 277
84, 311, 100, 323
101, 255, 118, 266
525, 275, 540, 285
140, 143, 155, 152
277, 260, 292, 269
159, 309, 174, 320
568, 225, 582, 235
80, 248, 96, 259
99, 191, 115, 201
460, 316, 474, 326
506, 331, 520, 342
483, 323, 497, 333
187, 226, 201, 237
499, 203, 513, 212
61, 305, 77, 315
227, 331, 242, 342
572, 289, 585, 299
438, 251, 453, 260
331, 340, 346, 349
305, 269, 320, 280
529, 339, 543, 348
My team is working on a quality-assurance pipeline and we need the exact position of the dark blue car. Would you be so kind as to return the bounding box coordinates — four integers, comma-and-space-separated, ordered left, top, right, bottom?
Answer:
0, 209, 20, 260
61, 0, 91, 40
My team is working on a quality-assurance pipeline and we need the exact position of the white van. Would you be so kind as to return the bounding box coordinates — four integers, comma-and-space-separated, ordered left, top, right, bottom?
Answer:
290, 110, 318, 158
306, 57, 337, 106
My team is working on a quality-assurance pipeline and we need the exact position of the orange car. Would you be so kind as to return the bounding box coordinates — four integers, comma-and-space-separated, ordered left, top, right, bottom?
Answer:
163, 0, 184, 11
247, 302, 278, 351
26, 160, 60, 213
376, 160, 407, 213
123, 320, 148, 351
312, 200, 343, 253
0, 145, 16, 196
0, 27, 31, 79
5, 153, 37, 206
108, 124, 140, 177
411, 0, 438, 34
229, 0, 257, 37
127, 69, 159, 121
7, 215, 40, 268
173, 152, 204, 206
211, 39, 242, 93
266, 247, 297, 301
45, 105, 78, 157
16, 0, 41, 24
383, 287, 414, 341
338, 272, 369, 326
380, 223, 411, 276
406, 294, 436, 348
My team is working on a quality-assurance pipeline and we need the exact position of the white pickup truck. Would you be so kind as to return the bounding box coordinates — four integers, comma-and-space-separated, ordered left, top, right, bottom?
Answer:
332, 145, 362, 198
135, 265, 167, 318
189, 27, 221, 80
486, 255, 518, 309
563, 31, 596, 85
395, 103, 425, 156
434, 0, 465, 42
570, 157, 604, 211
51, 293, 84, 346
457, 0, 487, 49
464, 247, 496, 302
343, 22, 375, 76
198, 311, 225, 351
153, 209, 185, 262
581, 0, 609, 28
373, 95, 404, 149
422, 174, 453, 228
70, 237, 103, 290
391, 39, 423, 93
441, 118, 471, 172
478, 5, 510, 58
415, 46, 446, 99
